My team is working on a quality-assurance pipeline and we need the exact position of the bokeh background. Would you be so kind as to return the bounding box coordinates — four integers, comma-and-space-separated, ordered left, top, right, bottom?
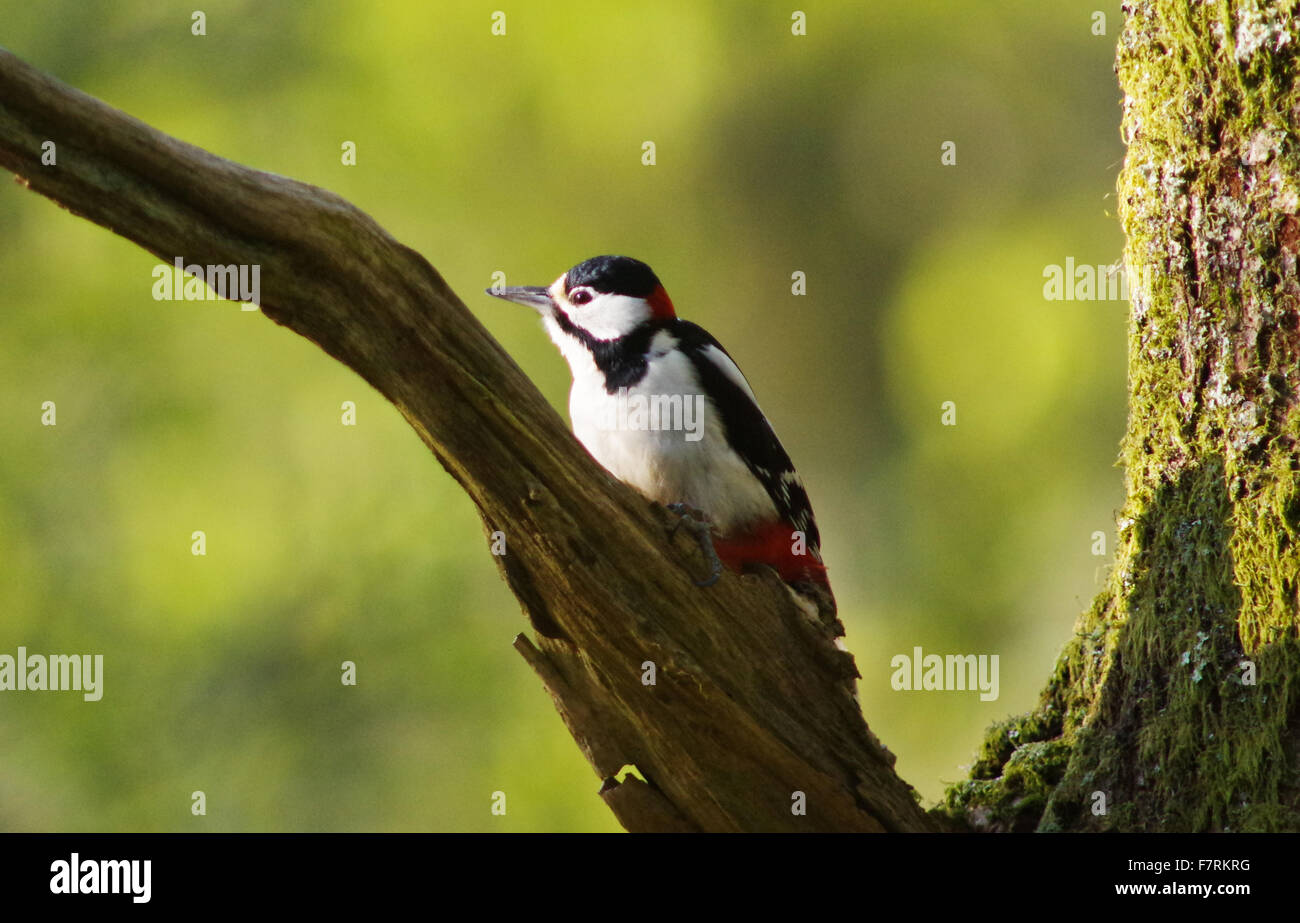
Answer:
0, 1, 1128, 831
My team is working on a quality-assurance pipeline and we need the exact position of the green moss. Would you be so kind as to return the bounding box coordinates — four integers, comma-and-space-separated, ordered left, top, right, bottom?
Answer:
945, 0, 1300, 832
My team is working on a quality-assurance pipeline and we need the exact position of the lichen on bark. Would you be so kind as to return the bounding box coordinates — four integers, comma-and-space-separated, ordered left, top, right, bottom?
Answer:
942, 0, 1300, 832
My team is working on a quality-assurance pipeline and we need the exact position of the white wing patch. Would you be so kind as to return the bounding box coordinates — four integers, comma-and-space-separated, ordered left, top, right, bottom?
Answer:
699, 344, 760, 407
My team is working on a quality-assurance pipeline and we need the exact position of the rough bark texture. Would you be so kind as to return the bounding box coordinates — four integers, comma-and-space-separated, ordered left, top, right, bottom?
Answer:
0, 47, 939, 833
944, 0, 1300, 832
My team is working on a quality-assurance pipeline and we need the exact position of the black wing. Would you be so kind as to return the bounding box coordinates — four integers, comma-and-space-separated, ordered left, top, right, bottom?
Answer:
672, 319, 822, 555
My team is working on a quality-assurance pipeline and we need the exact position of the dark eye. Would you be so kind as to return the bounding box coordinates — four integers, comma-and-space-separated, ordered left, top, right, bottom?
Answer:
570, 289, 593, 305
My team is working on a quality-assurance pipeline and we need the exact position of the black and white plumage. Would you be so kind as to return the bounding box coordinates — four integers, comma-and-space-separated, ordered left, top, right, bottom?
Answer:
488, 255, 831, 605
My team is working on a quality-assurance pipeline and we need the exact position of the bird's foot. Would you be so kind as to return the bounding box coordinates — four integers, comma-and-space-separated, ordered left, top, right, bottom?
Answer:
666, 502, 724, 587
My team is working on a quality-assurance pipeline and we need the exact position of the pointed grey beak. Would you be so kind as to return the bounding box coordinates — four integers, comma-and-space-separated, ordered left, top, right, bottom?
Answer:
486, 285, 554, 314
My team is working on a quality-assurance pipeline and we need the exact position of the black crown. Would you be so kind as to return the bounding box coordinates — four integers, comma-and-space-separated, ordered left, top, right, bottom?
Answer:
565, 255, 661, 298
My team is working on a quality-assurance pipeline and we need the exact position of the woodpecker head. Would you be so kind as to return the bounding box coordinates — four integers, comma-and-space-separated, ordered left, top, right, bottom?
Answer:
487, 255, 676, 343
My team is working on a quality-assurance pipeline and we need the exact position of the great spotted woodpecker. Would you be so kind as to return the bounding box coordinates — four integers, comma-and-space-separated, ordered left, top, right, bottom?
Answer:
488, 255, 834, 613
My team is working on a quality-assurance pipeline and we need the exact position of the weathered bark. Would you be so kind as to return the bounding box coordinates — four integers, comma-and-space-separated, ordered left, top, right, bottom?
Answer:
945, 1, 1300, 831
0, 47, 939, 832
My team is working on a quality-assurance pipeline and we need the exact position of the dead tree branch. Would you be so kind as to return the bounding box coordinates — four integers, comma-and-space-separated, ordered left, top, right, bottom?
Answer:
0, 47, 936, 832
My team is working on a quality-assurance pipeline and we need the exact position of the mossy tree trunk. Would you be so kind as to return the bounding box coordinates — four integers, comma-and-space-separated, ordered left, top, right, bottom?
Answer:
5, 3, 1298, 834
946, 0, 1300, 832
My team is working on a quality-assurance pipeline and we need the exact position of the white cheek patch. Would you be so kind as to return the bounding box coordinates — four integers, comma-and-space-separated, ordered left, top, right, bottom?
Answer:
570, 293, 654, 341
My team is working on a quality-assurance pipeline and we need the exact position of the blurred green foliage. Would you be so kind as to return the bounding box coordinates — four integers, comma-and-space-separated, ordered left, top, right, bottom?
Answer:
0, 0, 1127, 830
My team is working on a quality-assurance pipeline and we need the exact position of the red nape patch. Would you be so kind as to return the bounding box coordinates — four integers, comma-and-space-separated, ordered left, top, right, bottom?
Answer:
647, 284, 676, 320
714, 520, 829, 590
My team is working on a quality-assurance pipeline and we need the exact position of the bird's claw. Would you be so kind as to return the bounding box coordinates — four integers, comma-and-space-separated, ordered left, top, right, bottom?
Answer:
666, 502, 724, 587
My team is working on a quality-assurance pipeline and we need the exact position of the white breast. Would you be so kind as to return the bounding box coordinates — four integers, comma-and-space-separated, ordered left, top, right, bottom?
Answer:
547, 321, 778, 534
